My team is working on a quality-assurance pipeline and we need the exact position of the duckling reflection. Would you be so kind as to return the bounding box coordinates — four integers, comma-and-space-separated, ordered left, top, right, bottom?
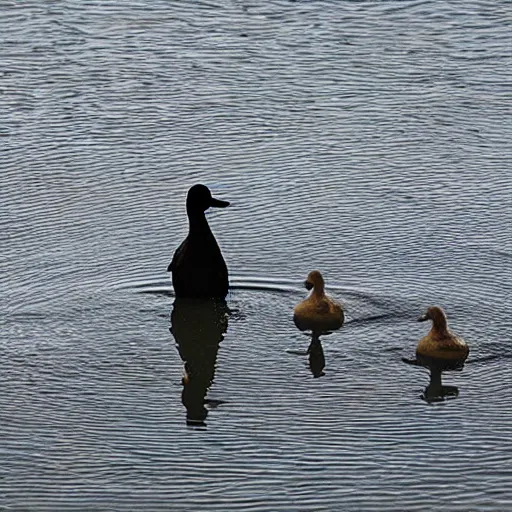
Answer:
421, 365, 460, 403
403, 306, 469, 402
294, 270, 344, 336
170, 298, 229, 425
307, 338, 325, 378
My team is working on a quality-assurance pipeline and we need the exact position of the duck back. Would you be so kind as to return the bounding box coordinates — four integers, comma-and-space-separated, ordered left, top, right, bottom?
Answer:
293, 296, 344, 333
170, 232, 228, 299
416, 332, 469, 361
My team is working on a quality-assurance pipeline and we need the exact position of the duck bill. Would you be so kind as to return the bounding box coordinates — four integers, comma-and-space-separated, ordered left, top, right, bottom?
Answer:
417, 314, 429, 322
210, 198, 230, 208
304, 281, 313, 290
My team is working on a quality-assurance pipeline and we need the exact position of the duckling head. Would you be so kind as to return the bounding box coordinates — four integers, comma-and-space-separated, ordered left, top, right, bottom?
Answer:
418, 306, 448, 330
305, 270, 325, 293
186, 184, 230, 215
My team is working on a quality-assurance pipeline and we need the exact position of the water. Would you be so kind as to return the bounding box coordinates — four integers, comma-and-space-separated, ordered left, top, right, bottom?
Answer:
2, 1, 512, 510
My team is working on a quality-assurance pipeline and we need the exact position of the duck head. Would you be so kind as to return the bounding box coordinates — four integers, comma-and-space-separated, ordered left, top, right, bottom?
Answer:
186, 184, 230, 215
304, 270, 325, 292
418, 306, 448, 330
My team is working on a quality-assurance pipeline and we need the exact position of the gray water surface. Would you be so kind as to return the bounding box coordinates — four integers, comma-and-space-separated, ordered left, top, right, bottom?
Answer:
2, 1, 512, 510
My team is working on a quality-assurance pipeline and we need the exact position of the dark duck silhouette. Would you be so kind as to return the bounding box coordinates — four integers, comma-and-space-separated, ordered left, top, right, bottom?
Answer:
168, 184, 230, 299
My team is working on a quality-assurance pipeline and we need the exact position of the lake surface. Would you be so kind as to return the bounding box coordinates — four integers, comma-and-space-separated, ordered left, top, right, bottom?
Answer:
2, 1, 512, 510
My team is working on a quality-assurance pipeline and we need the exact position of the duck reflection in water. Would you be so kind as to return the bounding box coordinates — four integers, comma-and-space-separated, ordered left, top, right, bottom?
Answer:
170, 298, 229, 425
403, 306, 469, 403
293, 271, 344, 377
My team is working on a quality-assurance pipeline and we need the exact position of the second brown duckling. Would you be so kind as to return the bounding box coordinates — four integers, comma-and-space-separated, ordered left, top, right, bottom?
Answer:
417, 306, 469, 361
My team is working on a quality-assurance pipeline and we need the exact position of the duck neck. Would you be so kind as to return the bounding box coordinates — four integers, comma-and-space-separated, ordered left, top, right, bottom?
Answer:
312, 285, 325, 298
187, 210, 212, 237
431, 316, 449, 336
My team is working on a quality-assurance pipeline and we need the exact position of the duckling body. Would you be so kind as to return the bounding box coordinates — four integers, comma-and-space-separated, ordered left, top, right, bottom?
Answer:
416, 306, 469, 361
293, 271, 344, 333
168, 184, 229, 299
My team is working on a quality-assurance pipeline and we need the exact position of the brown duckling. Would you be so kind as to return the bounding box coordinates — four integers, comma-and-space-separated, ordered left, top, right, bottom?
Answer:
416, 306, 469, 361
293, 270, 344, 333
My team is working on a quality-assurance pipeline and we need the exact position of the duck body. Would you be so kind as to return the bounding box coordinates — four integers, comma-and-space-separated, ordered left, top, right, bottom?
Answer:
293, 270, 344, 333
168, 184, 229, 299
416, 306, 469, 361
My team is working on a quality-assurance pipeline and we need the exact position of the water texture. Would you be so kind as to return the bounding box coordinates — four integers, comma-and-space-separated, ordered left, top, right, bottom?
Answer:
2, 1, 511, 510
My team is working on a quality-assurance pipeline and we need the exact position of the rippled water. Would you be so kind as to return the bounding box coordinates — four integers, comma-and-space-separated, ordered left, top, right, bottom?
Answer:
2, 1, 512, 510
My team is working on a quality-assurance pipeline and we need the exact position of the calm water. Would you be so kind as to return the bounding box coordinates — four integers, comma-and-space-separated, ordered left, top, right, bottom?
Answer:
2, 1, 512, 510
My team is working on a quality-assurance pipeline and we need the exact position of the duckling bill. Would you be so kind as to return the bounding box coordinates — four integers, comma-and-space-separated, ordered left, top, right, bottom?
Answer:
168, 184, 230, 299
293, 270, 344, 334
